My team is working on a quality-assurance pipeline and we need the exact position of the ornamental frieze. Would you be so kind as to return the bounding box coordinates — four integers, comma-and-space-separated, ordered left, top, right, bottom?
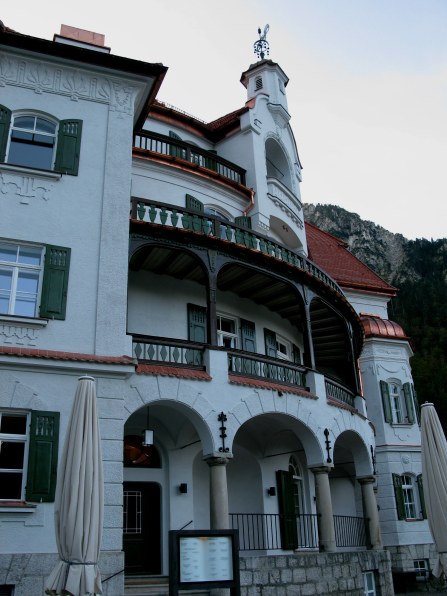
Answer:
0, 51, 137, 115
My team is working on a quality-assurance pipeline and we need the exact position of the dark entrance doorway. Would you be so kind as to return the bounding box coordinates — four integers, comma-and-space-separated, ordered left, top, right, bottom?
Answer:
123, 482, 161, 575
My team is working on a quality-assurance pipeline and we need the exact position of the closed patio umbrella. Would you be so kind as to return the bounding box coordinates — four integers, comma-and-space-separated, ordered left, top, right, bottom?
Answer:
45, 375, 104, 596
421, 402, 447, 577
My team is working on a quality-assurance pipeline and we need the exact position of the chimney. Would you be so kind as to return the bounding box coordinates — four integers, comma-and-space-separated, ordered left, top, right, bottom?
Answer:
54, 25, 111, 53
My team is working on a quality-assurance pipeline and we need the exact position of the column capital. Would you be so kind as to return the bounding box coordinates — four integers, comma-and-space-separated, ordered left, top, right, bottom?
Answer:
310, 465, 332, 475
204, 456, 231, 467
357, 475, 376, 485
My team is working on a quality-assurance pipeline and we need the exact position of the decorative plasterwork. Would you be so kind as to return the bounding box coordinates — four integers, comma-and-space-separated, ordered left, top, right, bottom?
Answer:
268, 193, 304, 229
0, 51, 138, 115
267, 102, 291, 128
0, 323, 41, 346
0, 170, 54, 203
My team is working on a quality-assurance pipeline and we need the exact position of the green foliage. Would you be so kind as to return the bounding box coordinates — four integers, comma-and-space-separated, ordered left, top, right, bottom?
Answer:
390, 239, 447, 427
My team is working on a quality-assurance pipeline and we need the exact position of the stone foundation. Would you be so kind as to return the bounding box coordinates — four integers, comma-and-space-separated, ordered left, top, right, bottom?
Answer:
239, 551, 394, 596
387, 542, 438, 573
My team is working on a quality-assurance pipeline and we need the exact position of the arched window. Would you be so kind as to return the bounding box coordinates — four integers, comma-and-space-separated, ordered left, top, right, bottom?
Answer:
0, 106, 82, 175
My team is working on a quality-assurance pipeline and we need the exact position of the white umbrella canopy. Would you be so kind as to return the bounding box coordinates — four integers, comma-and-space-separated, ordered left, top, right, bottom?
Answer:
421, 402, 447, 578
45, 376, 104, 596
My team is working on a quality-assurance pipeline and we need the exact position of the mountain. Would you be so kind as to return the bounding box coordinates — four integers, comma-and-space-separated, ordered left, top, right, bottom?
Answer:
304, 203, 447, 427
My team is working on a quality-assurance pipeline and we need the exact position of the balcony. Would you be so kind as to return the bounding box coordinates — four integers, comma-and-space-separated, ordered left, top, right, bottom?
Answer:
228, 350, 306, 390
131, 198, 344, 299
133, 131, 246, 186
230, 513, 370, 551
325, 377, 356, 408
267, 177, 303, 228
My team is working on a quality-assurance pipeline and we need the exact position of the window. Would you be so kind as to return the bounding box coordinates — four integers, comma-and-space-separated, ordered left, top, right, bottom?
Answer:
0, 410, 59, 502
0, 242, 70, 320
393, 473, 426, 520
413, 559, 429, 581
217, 314, 238, 349
380, 380, 417, 425
264, 328, 301, 363
363, 571, 377, 596
0, 105, 82, 175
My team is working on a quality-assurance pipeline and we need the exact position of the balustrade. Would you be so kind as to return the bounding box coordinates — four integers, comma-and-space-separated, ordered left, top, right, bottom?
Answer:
134, 131, 246, 185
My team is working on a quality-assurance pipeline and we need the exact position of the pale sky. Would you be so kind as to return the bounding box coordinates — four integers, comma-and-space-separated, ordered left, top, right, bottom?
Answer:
2, 0, 446, 240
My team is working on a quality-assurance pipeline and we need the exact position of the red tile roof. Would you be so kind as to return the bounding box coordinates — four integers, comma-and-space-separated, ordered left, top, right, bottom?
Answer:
0, 346, 134, 363
305, 222, 396, 295
228, 374, 317, 398
360, 313, 409, 340
136, 364, 211, 380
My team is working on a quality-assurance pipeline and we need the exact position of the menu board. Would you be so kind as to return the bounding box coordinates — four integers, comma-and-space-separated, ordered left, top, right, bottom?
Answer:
179, 535, 233, 583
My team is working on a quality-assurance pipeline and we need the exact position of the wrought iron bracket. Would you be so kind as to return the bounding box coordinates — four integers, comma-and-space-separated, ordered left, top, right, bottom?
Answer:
323, 428, 332, 464
218, 411, 229, 453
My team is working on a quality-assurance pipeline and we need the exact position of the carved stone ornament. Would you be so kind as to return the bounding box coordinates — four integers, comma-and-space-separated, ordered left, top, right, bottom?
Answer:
0, 171, 54, 203
0, 51, 138, 115
0, 323, 40, 346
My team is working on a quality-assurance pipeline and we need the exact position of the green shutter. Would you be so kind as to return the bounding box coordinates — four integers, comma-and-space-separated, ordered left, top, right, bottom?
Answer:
412, 384, 421, 425
276, 470, 298, 550
54, 119, 82, 175
403, 382, 415, 424
40, 246, 71, 320
392, 473, 405, 520
380, 380, 392, 423
26, 410, 60, 502
234, 216, 252, 229
292, 344, 301, 365
417, 474, 427, 519
264, 328, 277, 358
185, 194, 204, 212
240, 319, 256, 352
205, 149, 218, 172
187, 303, 207, 343
0, 104, 12, 162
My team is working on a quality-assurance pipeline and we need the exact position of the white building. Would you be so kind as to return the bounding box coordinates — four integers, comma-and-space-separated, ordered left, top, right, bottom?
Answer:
0, 23, 434, 596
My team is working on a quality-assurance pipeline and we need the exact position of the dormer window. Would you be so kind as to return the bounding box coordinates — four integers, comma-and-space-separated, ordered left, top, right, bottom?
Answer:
255, 76, 263, 91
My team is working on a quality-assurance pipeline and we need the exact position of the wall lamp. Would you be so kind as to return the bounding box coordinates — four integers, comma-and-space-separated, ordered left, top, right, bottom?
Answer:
267, 487, 276, 496
179, 483, 188, 494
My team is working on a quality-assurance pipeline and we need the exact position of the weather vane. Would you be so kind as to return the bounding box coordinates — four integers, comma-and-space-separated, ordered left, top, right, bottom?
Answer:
254, 24, 270, 60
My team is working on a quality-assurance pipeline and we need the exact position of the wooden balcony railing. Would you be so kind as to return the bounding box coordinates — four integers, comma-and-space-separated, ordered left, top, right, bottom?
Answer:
133, 131, 246, 186
228, 350, 307, 389
131, 198, 344, 298
325, 378, 356, 408
132, 335, 205, 369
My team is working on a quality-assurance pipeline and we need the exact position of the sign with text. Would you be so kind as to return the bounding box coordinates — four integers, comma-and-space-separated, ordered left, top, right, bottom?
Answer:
169, 529, 240, 596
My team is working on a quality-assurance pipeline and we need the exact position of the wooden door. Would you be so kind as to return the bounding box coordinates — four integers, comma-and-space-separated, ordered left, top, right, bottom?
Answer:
123, 482, 161, 574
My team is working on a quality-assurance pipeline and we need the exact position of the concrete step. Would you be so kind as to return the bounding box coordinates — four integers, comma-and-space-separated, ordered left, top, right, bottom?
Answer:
124, 576, 210, 596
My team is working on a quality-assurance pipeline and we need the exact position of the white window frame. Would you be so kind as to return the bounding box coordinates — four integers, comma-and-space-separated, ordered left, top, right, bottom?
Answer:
276, 333, 292, 361
217, 313, 239, 349
402, 474, 419, 519
413, 559, 429, 581
0, 241, 44, 318
389, 382, 403, 423
363, 571, 377, 596
6, 112, 58, 171
0, 410, 30, 501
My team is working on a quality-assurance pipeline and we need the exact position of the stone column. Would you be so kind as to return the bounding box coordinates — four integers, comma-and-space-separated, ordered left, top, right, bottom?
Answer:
206, 457, 230, 529
358, 476, 382, 549
312, 466, 336, 552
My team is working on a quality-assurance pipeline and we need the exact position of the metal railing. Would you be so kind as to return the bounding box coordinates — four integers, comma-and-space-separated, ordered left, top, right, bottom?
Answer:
325, 378, 356, 407
133, 131, 246, 185
132, 335, 205, 368
334, 515, 369, 548
228, 351, 307, 389
131, 198, 344, 298
230, 513, 319, 551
